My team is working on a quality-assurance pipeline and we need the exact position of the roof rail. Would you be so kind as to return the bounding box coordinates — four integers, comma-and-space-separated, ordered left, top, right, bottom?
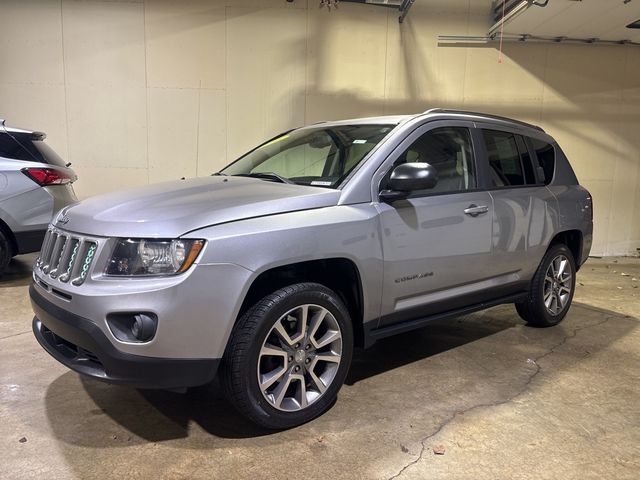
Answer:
423, 108, 545, 132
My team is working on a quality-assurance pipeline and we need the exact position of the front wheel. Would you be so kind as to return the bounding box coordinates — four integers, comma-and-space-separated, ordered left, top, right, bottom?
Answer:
516, 244, 576, 327
221, 283, 353, 429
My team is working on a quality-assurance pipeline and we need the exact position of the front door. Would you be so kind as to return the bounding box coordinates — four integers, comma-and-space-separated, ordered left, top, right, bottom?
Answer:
376, 123, 497, 327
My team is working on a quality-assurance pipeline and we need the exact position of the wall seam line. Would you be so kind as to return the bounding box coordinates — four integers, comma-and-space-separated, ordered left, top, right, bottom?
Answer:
224, 5, 229, 162
382, 8, 390, 115
195, 80, 202, 176
60, 0, 71, 164
142, 0, 150, 185
302, 1, 308, 124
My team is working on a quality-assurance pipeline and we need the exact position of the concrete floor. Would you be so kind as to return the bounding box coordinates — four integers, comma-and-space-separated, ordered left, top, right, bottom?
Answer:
1, 254, 639, 480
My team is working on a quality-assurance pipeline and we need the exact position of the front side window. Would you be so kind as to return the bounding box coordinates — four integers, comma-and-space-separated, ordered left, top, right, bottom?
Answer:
221, 124, 394, 188
390, 126, 476, 195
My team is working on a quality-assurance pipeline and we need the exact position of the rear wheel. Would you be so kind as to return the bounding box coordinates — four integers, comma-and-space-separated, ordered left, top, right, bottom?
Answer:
221, 283, 353, 429
0, 229, 12, 276
516, 244, 576, 327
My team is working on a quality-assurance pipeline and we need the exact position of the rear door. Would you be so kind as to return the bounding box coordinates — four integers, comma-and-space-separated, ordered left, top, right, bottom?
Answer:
375, 121, 496, 327
476, 126, 556, 282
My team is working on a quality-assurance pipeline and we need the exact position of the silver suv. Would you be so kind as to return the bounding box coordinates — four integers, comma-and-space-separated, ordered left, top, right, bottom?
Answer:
0, 120, 77, 274
30, 109, 592, 429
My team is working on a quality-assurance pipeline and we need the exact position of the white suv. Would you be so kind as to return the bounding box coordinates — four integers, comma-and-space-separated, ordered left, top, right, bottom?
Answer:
0, 119, 77, 274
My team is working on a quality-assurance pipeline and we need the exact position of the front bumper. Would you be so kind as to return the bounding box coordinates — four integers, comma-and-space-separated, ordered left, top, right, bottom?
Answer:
30, 285, 220, 389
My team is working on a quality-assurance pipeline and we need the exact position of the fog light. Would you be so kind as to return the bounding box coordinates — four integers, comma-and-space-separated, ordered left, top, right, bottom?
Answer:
106, 312, 157, 343
131, 314, 156, 342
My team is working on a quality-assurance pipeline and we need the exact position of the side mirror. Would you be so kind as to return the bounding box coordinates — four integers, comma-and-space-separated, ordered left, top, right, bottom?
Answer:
379, 162, 438, 202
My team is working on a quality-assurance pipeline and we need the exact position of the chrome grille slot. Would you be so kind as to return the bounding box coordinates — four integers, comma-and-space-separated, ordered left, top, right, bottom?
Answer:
49, 236, 69, 278
38, 230, 53, 267
42, 233, 61, 273
35, 227, 100, 287
72, 241, 97, 286
58, 238, 80, 283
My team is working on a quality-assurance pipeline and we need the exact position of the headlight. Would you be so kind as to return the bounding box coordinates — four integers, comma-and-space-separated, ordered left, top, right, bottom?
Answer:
106, 238, 205, 276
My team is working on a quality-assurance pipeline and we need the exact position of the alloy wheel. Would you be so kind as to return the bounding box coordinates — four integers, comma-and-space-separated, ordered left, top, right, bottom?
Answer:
543, 254, 573, 316
257, 304, 342, 412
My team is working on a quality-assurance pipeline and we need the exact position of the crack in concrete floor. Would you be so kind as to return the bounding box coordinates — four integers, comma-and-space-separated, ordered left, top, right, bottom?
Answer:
387, 315, 616, 480
0, 330, 30, 341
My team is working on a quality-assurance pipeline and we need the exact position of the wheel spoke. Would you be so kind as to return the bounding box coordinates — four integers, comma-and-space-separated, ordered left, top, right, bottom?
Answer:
557, 258, 568, 279
272, 373, 294, 409
260, 366, 287, 391
307, 308, 328, 342
313, 329, 341, 349
545, 292, 554, 308
555, 293, 563, 310
559, 285, 571, 294
297, 378, 308, 408
549, 294, 557, 313
315, 353, 341, 364
297, 305, 309, 340
274, 321, 295, 347
260, 343, 287, 358
308, 369, 327, 394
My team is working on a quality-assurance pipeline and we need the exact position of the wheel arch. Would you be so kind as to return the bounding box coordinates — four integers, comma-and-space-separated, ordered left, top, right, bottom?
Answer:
238, 258, 366, 347
549, 229, 583, 270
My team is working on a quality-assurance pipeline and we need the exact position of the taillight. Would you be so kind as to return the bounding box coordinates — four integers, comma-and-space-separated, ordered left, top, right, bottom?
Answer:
21, 168, 73, 186
583, 189, 593, 221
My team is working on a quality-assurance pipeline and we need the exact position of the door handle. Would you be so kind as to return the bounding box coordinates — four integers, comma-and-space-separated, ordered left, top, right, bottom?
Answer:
464, 204, 489, 217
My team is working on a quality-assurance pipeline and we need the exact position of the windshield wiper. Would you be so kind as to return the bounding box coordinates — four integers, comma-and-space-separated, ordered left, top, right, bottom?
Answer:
232, 172, 295, 184
211, 171, 227, 176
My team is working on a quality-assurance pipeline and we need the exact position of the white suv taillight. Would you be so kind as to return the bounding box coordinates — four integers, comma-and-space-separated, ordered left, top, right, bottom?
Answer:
21, 167, 73, 186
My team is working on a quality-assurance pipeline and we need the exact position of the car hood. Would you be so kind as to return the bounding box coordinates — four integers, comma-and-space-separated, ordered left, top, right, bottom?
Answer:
56, 176, 341, 238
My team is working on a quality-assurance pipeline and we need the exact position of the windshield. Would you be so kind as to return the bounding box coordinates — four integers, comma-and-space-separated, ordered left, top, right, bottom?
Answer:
221, 124, 395, 188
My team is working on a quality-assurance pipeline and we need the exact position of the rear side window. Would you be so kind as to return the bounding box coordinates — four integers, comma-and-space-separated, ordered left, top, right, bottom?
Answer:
482, 130, 525, 187
531, 138, 555, 185
0, 132, 66, 167
515, 135, 537, 184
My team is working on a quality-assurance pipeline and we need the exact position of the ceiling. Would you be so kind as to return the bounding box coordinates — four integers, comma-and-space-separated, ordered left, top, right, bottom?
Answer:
497, 0, 640, 43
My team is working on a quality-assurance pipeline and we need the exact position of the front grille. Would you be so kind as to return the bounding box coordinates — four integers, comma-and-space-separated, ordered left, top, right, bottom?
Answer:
37, 228, 99, 286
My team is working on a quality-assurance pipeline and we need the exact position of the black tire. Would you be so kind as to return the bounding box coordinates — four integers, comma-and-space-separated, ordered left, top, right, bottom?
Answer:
221, 282, 354, 429
0, 229, 12, 276
516, 244, 576, 327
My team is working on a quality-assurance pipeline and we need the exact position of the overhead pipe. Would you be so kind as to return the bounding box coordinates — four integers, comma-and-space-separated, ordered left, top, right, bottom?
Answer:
399, 0, 415, 23
438, 33, 640, 47
488, 0, 550, 36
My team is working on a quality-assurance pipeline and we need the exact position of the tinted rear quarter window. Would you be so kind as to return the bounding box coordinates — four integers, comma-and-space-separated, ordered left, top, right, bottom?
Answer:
0, 131, 66, 167
531, 138, 555, 185
0, 132, 28, 160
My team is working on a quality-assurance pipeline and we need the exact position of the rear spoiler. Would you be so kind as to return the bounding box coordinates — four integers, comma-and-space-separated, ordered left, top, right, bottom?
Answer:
0, 119, 46, 140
